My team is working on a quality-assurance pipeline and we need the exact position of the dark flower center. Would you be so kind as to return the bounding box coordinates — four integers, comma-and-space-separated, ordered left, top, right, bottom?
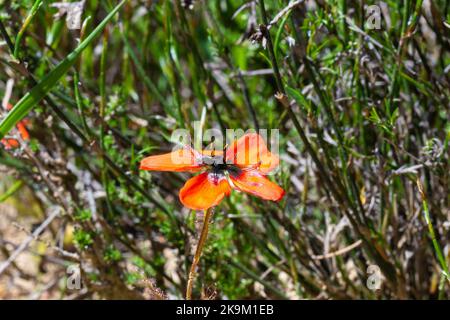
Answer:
202, 155, 242, 184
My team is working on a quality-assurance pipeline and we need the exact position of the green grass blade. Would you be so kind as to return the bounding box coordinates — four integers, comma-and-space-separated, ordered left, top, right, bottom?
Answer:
0, 0, 127, 140
14, 0, 43, 59
0, 180, 23, 203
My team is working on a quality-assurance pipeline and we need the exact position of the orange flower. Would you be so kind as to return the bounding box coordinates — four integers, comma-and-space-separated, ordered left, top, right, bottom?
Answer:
1, 103, 30, 149
140, 133, 285, 210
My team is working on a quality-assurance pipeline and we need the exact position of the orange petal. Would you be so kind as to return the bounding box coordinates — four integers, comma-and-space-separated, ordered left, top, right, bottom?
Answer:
4, 103, 30, 142
1, 138, 19, 149
226, 133, 279, 174
16, 122, 30, 140
230, 170, 285, 201
140, 147, 202, 172
179, 172, 231, 210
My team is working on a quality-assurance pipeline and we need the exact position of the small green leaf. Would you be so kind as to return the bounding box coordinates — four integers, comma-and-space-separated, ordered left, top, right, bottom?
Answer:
286, 86, 311, 113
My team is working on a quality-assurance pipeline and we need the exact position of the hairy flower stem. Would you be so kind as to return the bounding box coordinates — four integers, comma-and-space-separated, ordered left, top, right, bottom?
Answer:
186, 207, 213, 300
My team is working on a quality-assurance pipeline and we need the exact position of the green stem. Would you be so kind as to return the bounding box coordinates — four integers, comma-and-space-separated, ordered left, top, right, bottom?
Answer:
417, 179, 449, 280
0, 180, 23, 203
73, 72, 91, 138
186, 207, 214, 300
99, 28, 115, 218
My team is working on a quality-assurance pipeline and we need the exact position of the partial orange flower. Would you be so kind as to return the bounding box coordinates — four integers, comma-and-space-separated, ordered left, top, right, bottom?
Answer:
1, 103, 30, 149
140, 133, 285, 210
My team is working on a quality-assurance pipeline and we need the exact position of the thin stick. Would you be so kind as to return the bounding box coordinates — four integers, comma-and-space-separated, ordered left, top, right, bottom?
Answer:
186, 207, 214, 300
267, 0, 304, 30
312, 240, 362, 260
0, 207, 61, 276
